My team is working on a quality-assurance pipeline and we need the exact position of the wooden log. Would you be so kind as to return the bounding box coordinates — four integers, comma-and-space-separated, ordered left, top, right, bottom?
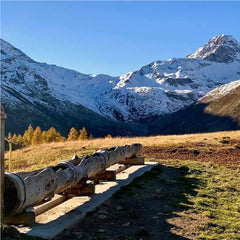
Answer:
70, 181, 87, 189
4, 144, 142, 217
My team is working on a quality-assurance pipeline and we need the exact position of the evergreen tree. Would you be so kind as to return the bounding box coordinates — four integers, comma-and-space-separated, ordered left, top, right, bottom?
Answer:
31, 126, 42, 145
67, 127, 79, 141
23, 125, 34, 146
79, 127, 88, 140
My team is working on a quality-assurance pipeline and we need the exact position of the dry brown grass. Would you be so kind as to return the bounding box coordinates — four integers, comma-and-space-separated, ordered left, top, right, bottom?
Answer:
5, 130, 240, 172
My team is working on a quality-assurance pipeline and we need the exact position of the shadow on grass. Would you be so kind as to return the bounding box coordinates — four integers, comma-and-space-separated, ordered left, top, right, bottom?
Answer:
108, 164, 203, 240
4, 164, 203, 240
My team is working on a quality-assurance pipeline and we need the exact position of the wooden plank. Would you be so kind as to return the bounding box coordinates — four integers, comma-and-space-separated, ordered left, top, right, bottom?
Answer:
34, 194, 67, 216
106, 164, 128, 174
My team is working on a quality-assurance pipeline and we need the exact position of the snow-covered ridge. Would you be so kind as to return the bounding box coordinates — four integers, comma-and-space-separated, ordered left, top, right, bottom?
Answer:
1, 35, 240, 122
200, 79, 240, 102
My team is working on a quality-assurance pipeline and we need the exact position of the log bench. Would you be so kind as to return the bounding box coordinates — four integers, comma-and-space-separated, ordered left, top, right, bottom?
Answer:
4, 144, 144, 225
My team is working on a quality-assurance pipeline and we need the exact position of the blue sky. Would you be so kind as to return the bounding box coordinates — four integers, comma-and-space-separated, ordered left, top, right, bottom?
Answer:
1, 1, 240, 76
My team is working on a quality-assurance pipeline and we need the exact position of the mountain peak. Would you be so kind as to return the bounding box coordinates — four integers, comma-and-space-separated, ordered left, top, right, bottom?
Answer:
186, 34, 240, 63
0, 38, 32, 62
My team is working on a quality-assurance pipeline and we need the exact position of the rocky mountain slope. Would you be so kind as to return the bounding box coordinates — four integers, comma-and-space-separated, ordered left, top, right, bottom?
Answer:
149, 79, 240, 134
200, 79, 240, 125
1, 34, 240, 135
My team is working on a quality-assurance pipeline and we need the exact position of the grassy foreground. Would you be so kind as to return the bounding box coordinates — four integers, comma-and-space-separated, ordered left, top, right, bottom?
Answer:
3, 130, 240, 239
161, 160, 240, 240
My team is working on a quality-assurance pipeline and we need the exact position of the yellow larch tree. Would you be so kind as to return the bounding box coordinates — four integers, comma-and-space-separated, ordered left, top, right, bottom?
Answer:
67, 127, 79, 141
42, 127, 63, 143
31, 126, 42, 145
22, 124, 34, 146
16, 134, 23, 147
79, 127, 88, 140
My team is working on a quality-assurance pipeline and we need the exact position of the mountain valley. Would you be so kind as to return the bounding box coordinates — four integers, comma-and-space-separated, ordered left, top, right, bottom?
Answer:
1, 34, 240, 136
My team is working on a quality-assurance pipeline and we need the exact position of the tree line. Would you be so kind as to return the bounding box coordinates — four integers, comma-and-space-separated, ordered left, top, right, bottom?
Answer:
6, 125, 97, 148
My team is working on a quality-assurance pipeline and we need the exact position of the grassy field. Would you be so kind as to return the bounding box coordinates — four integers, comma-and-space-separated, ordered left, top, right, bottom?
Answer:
162, 160, 240, 240
3, 130, 240, 240
5, 130, 240, 172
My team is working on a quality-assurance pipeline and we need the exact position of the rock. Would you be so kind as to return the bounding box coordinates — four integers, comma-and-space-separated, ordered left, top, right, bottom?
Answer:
122, 222, 130, 228
76, 235, 83, 240
155, 188, 161, 194
97, 214, 107, 220
116, 205, 123, 210
136, 227, 150, 237
64, 230, 73, 237
97, 209, 109, 215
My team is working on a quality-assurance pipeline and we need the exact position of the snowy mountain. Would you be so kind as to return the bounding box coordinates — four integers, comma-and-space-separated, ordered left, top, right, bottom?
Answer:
186, 34, 240, 63
148, 79, 240, 134
99, 34, 240, 122
0, 39, 142, 136
1, 34, 240, 135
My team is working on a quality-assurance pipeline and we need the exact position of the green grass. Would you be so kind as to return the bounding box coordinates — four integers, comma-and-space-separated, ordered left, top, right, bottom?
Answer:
162, 159, 240, 240
113, 159, 240, 239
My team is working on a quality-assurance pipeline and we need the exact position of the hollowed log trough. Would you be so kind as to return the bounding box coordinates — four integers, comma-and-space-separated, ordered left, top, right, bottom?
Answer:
4, 143, 142, 220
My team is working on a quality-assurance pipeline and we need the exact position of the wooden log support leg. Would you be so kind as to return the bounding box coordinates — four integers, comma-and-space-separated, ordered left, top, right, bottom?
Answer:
64, 183, 95, 197
91, 170, 116, 181
120, 156, 145, 165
